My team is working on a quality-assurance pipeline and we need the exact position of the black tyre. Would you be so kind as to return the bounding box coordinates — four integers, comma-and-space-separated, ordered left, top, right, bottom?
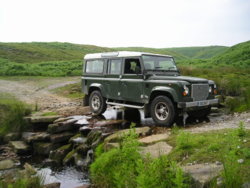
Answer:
89, 90, 107, 115
188, 107, 211, 118
150, 96, 175, 126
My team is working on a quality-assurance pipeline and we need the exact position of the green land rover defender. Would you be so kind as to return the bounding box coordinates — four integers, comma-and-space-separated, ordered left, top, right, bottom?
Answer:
81, 51, 218, 126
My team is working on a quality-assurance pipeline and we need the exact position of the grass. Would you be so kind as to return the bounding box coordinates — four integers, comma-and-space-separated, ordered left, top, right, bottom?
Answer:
52, 82, 84, 99
0, 40, 249, 112
167, 123, 250, 184
90, 127, 188, 188
0, 93, 31, 137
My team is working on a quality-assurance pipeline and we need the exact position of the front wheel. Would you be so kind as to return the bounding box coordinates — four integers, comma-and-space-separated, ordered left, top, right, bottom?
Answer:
150, 96, 175, 126
89, 90, 107, 115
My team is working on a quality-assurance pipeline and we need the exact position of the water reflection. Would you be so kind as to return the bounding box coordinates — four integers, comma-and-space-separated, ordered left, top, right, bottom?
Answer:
37, 166, 89, 188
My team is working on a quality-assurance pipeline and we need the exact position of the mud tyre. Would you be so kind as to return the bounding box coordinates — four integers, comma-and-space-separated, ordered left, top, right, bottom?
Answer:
150, 96, 175, 126
89, 90, 107, 115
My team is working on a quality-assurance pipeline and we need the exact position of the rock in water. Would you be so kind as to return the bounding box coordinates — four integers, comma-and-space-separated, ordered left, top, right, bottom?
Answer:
9, 141, 30, 154
50, 132, 75, 143
0, 159, 15, 170
33, 142, 60, 156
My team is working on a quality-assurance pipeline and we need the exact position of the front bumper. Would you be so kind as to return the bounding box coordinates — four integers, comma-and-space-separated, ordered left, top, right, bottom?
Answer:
177, 99, 219, 108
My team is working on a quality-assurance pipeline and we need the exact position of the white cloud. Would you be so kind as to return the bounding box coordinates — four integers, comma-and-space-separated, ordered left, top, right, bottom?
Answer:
0, 0, 249, 47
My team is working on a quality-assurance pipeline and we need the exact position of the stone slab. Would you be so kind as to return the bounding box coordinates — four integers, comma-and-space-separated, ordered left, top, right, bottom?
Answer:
140, 141, 172, 158
139, 133, 170, 145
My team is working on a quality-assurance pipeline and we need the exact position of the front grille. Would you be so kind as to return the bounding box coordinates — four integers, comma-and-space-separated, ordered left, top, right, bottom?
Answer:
191, 84, 209, 101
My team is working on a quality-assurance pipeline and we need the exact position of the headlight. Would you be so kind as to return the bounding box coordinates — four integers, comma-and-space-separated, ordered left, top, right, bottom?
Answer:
183, 85, 189, 96
209, 86, 212, 93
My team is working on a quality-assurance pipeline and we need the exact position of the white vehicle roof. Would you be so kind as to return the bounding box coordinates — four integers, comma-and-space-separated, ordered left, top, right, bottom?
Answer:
84, 51, 172, 60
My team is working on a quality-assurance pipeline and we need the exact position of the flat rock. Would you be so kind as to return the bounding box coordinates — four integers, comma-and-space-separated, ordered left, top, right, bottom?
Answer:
105, 127, 151, 143
104, 142, 120, 151
29, 115, 62, 123
48, 120, 77, 134
79, 126, 93, 136
9, 141, 30, 154
33, 142, 60, 156
3, 132, 21, 143
94, 119, 125, 127
182, 163, 223, 188
50, 132, 75, 143
140, 141, 172, 158
138, 133, 170, 145
22, 132, 50, 143
0, 159, 15, 170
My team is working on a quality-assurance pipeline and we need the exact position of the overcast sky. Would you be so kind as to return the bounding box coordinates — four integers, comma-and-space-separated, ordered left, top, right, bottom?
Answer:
0, 0, 249, 48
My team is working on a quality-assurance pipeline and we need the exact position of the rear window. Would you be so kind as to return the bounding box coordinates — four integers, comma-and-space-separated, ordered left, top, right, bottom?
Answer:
85, 59, 104, 73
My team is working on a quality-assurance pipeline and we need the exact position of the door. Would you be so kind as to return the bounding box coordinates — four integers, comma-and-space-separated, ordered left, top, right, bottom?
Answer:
105, 58, 122, 100
121, 58, 144, 103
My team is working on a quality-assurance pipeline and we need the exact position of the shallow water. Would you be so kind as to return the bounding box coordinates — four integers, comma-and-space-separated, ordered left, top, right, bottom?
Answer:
37, 166, 89, 188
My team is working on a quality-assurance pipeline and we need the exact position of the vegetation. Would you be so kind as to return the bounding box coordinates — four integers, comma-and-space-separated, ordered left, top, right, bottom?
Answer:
0, 41, 249, 111
90, 127, 188, 188
52, 82, 84, 99
167, 122, 250, 185
0, 176, 43, 188
166, 46, 228, 59
0, 93, 31, 137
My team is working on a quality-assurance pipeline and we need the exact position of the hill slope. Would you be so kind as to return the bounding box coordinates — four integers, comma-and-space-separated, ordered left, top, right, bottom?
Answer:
114, 47, 187, 61
0, 42, 112, 63
212, 40, 250, 67
167, 46, 228, 59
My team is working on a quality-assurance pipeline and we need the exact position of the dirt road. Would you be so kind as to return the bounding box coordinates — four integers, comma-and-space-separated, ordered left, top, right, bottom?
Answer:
0, 77, 249, 132
0, 77, 81, 111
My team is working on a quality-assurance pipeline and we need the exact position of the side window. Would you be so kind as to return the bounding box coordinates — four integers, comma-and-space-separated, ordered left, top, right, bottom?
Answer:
85, 59, 104, 73
109, 59, 122, 75
124, 58, 141, 74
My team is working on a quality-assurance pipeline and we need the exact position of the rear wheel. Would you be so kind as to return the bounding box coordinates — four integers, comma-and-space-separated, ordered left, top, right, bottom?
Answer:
89, 90, 107, 115
150, 96, 175, 126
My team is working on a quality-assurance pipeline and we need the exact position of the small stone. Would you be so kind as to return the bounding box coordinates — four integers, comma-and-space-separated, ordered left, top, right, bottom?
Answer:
215, 161, 222, 165
44, 182, 61, 188
187, 163, 193, 166
217, 177, 223, 186
237, 159, 244, 164
246, 119, 250, 123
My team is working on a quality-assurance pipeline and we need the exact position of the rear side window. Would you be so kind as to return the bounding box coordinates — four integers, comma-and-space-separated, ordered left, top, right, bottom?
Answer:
85, 60, 104, 73
109, 59, 122, 75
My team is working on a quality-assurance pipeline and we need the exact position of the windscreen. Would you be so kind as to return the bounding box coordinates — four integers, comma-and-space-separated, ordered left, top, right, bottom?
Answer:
142, 55, 178, 71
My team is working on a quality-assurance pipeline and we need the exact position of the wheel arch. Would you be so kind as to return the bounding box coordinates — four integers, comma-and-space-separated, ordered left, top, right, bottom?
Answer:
149, 86, 178, 104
